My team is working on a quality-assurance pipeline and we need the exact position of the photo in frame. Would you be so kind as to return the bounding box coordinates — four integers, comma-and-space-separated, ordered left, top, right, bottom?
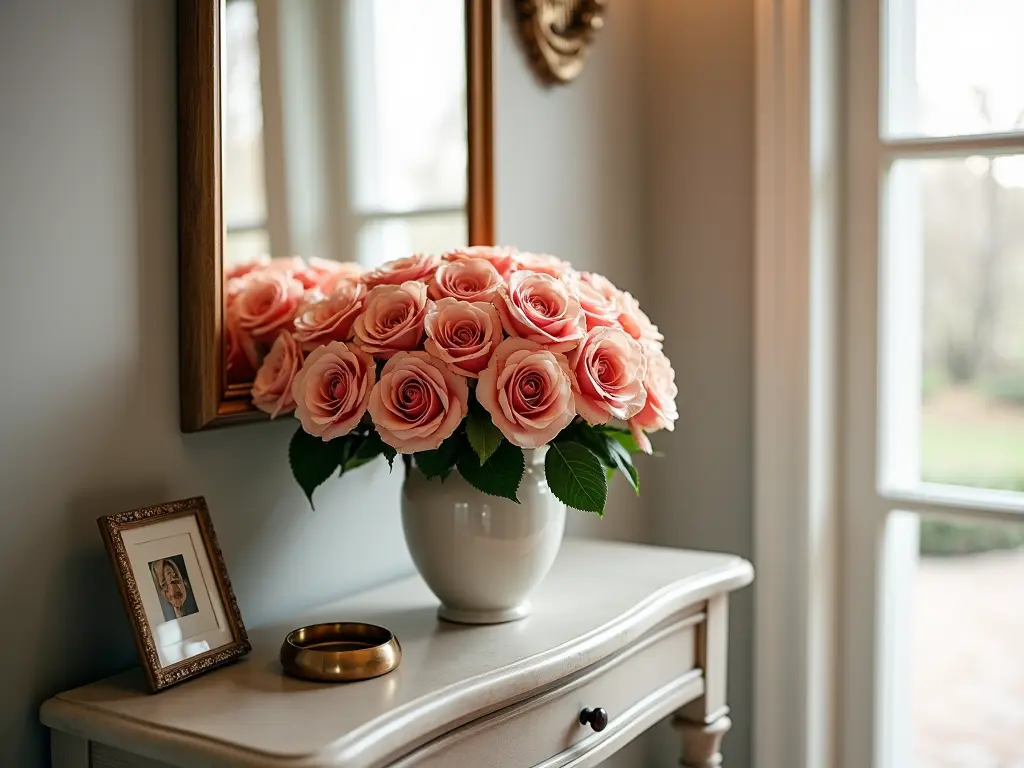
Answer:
98, 497, 250, 691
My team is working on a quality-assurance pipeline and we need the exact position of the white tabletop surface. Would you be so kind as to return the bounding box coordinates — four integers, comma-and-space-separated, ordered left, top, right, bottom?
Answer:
41, 539, 752, 768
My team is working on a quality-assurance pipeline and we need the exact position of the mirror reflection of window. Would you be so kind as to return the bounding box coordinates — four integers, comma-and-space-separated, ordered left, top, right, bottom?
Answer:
220, 0, 468, 271
348, 0, 467, 211
223, 0, 270, 267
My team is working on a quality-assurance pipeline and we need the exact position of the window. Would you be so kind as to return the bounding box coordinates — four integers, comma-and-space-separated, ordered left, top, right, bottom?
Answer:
223, 0, 269, 267
846, 1, 1024, 765
345, 0, 468, 268
220, 0, 468, 270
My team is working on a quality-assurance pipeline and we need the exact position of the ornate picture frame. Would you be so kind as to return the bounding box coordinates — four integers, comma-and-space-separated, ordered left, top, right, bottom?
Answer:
98, 497, 250, 692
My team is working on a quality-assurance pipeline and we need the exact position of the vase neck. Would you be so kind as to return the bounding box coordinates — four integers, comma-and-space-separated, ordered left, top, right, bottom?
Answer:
523, 447, 548, 467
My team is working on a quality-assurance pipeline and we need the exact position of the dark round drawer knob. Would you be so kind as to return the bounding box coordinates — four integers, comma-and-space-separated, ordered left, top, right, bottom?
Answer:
579, 707, 609, 732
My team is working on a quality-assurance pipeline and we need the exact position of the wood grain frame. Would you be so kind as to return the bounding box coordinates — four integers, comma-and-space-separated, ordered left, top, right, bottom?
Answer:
179, 0, 497, 431
97, 497, 251, 692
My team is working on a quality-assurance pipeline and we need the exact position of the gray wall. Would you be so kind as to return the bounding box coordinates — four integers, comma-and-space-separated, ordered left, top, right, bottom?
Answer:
0, 0, 655, 765
643, 2, 756, 766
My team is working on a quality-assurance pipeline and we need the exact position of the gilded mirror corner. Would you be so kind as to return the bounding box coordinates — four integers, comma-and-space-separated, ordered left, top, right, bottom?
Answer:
179, 0, 495, 431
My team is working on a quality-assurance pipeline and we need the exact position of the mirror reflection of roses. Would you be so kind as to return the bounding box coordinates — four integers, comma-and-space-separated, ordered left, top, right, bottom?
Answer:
150, 556, 199, 622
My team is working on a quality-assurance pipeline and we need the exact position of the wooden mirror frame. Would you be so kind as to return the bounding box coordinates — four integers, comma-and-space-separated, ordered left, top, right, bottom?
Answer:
179, 0, 496, 432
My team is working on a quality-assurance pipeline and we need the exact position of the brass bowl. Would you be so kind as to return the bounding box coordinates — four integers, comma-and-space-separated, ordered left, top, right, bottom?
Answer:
280, 622, 401, 683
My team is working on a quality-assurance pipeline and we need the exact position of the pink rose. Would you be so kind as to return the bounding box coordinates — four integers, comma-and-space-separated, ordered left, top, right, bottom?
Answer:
629, 420, 653, 456
225, 306, 258, 383
233, 271, 304, 343
299, 257, 358, 291
292, 341, 375, 440
494, 271, 586, 353
424, 298, 502, 377
443, 245, 518, 279
268, 256, 305, 273
353, 281, 429, 358
429, 257, 503, 302
569, 272, 622, 330
293, 281, 366, 351
617, 291, 664, 346
512, 251, 572, 278
225, 274, 251, 309
363, 253, 440, 288
225, 256, 269, 280
368, 351, 469, 453
628, 345, 679, 453
569, 327, 648, 425
252, 332, 302, 417
318, 261, 365, 293
266, 256, 323, 290
476, 338, 576, 449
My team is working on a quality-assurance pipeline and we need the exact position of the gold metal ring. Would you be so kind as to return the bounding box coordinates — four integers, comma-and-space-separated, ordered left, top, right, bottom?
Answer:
280, 622, 401, 683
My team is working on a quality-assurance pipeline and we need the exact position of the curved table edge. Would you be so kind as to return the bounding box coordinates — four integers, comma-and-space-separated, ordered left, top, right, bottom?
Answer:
41, 556, 754, 768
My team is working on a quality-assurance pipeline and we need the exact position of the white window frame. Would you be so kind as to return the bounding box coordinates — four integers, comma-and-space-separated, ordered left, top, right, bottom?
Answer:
844, 2, 1024, 767
756, 1, 1024, 767
753, 1, 842, 766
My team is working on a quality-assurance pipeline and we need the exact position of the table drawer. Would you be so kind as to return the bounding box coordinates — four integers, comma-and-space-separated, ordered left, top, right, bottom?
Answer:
392, 613, 703, 768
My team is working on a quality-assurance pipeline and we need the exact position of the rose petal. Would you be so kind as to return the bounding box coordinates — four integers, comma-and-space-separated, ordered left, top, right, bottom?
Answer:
368, 351, 469, 453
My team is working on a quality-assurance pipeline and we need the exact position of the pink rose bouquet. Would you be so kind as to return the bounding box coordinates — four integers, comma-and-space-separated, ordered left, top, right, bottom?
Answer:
230, 246, 678, 513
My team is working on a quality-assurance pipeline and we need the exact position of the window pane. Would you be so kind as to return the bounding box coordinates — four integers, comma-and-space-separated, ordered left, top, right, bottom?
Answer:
347, 0, 467, 212
911, 513, 1024, 766
225, 229, 269, 269
885, 0, 1024, 138
356, 213, 467, 270
223, 0, 268, 225
883, 157, 1024, 493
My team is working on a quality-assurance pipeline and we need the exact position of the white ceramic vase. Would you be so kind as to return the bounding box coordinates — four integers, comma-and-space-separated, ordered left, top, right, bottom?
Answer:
401, 447, 566, 624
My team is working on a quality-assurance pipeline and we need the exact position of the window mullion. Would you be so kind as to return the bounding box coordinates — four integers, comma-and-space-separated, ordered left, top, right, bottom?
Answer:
355, 206, 466, 223
881, 132, 1024, 159
225, 220, 270, 235
881, 485, 1024, 522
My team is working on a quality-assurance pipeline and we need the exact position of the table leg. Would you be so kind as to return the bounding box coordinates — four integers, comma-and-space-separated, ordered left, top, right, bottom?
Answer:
675, 714, 732, 767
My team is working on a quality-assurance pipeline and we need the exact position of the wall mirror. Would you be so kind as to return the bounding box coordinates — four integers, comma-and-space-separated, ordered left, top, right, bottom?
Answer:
179, 0, 495, 431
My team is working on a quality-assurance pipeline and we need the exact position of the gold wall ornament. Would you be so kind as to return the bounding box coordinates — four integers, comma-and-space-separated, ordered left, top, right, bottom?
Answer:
516, 0, 606, 84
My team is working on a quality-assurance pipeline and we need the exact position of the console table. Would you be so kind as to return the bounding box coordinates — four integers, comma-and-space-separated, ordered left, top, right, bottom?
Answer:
41, 540, 752, 768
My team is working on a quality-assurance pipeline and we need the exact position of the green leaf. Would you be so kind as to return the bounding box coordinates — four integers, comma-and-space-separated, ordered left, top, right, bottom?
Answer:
344, 430, 395, 473
604, 437, 640, 494
289, 427, 345, 509
570, 426, 641, 494
466, 411, 504, 465
567, 426, 614, 466
457, 440, 525, 503
544, 441, 609, 515
362, 430, 397, 470
414, 432, 464, 480
595, 425, 644, 455
335, 433, 361, 475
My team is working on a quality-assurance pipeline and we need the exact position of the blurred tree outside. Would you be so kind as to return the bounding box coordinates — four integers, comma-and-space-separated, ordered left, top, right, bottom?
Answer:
918, 93, 1024, 555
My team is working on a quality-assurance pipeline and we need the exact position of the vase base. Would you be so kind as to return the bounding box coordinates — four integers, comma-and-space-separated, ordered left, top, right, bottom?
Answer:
437, 602, 531, 625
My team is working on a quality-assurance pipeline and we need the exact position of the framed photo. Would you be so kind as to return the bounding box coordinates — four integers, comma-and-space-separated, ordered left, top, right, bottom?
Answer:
98, 496, 250, 691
